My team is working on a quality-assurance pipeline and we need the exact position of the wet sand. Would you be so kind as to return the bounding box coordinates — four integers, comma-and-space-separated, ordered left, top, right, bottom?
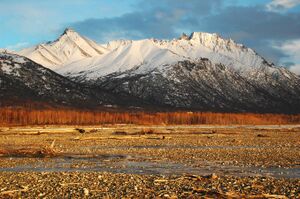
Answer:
0, 125, 299, 198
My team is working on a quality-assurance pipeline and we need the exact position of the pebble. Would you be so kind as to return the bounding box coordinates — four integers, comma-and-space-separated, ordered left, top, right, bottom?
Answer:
83, 188, 89, 196
0, 172, 297, 198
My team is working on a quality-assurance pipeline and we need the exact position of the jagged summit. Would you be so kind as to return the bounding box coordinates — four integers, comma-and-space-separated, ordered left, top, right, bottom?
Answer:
63, 27, 75, 34
59, 28, 80, 40
190, 32, 220, 39
176, 32, 249, 55
178, 33, 190, 40
178, 32, 228, 42
189, 32, 244, 51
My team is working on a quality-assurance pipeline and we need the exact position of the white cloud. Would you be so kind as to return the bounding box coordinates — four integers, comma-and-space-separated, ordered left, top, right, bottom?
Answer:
274, 39, 300, 75
266, 0, 300, 11
6, 42, 30, 51
289, 64, 300, 74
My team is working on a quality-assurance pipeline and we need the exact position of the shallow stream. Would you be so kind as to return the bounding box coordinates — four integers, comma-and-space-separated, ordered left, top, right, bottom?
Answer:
0, 154, 299, 178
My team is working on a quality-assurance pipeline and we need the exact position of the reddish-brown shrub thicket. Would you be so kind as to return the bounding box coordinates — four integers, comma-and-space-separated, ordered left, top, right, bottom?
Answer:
0, 108, 299, 125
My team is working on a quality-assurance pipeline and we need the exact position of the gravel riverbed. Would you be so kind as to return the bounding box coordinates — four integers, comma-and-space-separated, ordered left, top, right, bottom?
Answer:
0, 125, 299, 198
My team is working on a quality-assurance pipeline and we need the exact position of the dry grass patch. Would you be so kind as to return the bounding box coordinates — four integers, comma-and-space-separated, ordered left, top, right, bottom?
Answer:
133, 129, 156, 135
257, 134, 270, 138
0, 140, 59, 158
113, 131, 129, 135
0, 147, 58, 158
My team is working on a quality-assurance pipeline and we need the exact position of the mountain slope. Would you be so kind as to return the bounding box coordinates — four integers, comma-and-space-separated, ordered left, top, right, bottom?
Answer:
18, 28, 109, 70
95, 59, 300, 113
0, 52, 100, 107
58, 39, 185, 79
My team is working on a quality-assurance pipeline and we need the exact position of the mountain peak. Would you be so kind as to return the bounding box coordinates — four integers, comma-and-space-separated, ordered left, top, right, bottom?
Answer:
19, 27, 109, 70
63, 28, 76, 35
58, 28, 80, 40
189, 32, 221, 41
187, 31, 250, 54
179, 33, 190, 40
58, 28, 81, 41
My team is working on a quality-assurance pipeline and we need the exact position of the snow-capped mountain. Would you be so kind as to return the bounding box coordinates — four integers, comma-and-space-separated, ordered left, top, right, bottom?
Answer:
15, 30, 300, 112
17, 29, 275, 80
18, 28, 109, 70
57, 32, 271, 80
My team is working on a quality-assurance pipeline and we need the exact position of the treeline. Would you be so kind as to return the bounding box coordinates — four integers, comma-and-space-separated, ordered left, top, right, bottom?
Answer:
0, 108, 299, 125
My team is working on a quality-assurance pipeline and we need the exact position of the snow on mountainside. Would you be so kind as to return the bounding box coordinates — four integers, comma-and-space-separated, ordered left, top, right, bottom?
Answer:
58, 39, 185, 79
56, 31, 274, 80
154, 32, 267, 73
104, 40, 133, 51
19, 28, 109, 70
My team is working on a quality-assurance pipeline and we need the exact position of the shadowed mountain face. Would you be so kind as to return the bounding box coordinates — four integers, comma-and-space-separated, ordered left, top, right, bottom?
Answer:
0, 52, 148, 109
0, 52, 99, 107
7, 30, 300, 113
94, 60, 300, 113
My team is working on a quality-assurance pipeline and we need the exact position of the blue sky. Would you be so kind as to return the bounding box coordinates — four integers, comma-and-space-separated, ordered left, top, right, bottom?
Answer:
1, 0, 300, 74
